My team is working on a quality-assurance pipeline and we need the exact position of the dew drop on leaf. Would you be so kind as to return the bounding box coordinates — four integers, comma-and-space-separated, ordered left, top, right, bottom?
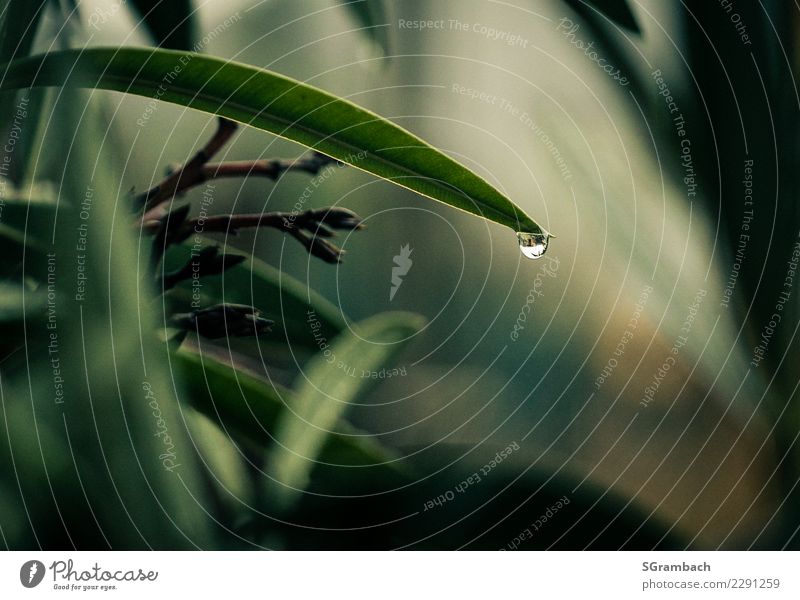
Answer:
517, 231, 549, 260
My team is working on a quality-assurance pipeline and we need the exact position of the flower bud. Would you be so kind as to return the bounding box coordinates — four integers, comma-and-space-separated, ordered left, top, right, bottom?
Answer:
172, 303, 273, 339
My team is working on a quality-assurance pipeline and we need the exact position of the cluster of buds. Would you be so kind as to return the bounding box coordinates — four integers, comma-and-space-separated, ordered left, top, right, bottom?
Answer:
139, 117, 366, 345
169, 304, 274, 339
145, 205, 365, 265
282, 207, 364, 263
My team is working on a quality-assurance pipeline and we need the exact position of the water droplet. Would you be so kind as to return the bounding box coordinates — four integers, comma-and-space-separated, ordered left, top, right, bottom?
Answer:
517, 231, 549, 260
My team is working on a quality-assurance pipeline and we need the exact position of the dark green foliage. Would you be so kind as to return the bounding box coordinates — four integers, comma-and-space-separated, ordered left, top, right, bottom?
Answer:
128, 0, 197, 50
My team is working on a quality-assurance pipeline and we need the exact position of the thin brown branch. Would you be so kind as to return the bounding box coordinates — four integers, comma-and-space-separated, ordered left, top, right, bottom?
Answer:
142, 207, 363, 238
203, 154, 336, 181
141, 212, 288, 236
141, 207, 363, 264
135, 117, 238, 215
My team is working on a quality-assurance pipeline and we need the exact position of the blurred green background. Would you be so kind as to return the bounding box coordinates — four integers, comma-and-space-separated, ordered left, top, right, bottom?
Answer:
0, 0, 798, 549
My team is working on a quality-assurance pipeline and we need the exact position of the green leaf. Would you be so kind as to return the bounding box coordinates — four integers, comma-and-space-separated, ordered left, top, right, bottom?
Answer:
0, 1, 47, 154
0, 179, 59, 228
0, 178, 61, 280
185, 408, 254, 513
562, 0, 641, 34
0, 89, 213, 548
0, 0, 46, 62
172, 348, 400, 468
338, 0, 390, 55
0, 281, 40, 321
266, 311, 424, 511
0, 47, 546, 235
172, 348, 287, 446
127, 0, 197, 50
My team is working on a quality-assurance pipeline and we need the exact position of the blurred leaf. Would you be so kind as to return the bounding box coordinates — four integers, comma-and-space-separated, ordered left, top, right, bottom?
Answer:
266, 311, 424, 512
0, 0, 46, 62
173, 348, 287, 446
0, 1, 8, 50
0, 179, 56, 284
0, 282, 42, 364
557, 0, 643, 100
0, 47, 546, 235
0, 220, 44, 251
127, 0, 196, 50
0, 1, 47, 169
282, 443, 691, 549
163, 243, 346, 348
338, 0, 390, 55
0, 483, 26, 544
17, 88, 55, 185
173, 348, 400, 468
0, 391, 81, 548
0, 180, 56, 282
0, 88, 213, 549
0, 179, 59, 227
562, 0, 640, 33
0, 282, 40, 321
185, 409, 253, 515
0, 221, 49, 283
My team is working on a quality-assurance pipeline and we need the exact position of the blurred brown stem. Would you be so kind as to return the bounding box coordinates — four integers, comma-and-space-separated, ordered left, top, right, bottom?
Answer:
143, 212, 295, 236
204, 154, 335, 181
136, 117, 238, 216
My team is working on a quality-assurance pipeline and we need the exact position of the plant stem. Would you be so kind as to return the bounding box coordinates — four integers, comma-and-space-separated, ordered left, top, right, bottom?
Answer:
142, 212, 296, 236
202, 154, 335, 181
136, 116, 238, 215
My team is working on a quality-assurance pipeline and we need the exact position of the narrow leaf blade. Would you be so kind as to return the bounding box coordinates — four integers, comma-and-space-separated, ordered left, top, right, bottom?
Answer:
0, 47, 544, 234
173, 349, 401, 465
562, 0, 641, 33
338, 0, 390, 54
266, 311, 424, 511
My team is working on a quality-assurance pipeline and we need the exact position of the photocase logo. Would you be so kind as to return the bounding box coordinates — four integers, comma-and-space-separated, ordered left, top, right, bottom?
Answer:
389, 244, 413, 301
20, 560, 45, 588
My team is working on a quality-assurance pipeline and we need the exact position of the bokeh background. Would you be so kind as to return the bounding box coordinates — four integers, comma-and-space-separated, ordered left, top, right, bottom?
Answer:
1, 0, 798, 549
